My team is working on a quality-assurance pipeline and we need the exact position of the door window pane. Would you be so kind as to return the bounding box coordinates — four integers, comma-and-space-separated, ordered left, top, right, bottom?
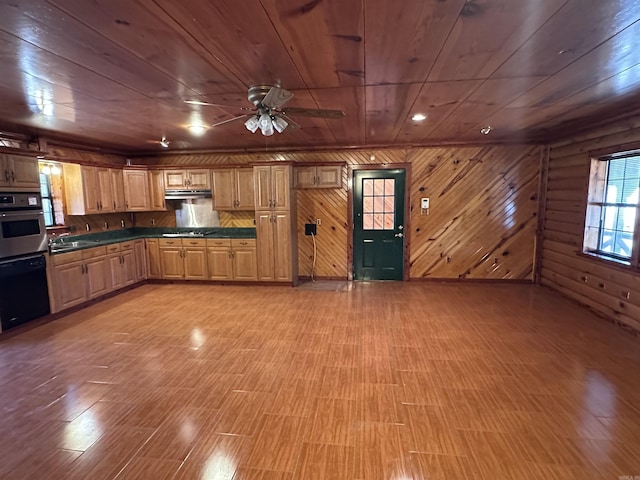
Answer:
362, 177, 395, 230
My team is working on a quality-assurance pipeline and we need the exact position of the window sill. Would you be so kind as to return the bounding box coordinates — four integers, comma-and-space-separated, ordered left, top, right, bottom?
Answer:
577, 250, 639, 273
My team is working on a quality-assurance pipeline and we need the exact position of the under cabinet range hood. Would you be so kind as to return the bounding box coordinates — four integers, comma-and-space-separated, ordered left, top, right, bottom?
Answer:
164, 189, 212, 200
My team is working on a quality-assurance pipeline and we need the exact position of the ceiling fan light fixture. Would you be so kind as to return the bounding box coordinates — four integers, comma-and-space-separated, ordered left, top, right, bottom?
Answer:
245, 116, 259, 133
159, 137, 170, 148
273, 116, 288, 133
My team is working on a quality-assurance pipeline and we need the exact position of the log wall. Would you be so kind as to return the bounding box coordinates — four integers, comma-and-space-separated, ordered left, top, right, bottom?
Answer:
542, 116, 640, 333
137, 144, 540, 280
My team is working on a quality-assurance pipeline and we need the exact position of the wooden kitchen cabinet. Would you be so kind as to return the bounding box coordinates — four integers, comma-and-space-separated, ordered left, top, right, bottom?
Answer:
111, 169, 126, 211
256, 211, 293, 282
212, 168, 254, 210
52, 246, 109, 310
207, 238, 257, 281
164, 169, 210, 190
148, 170, 166, 211
134, 240, 146, 281
254, 164, 296, 283
0, 154, 40, 190
123, 169, 150, 211
64, 164, 124, 214
294, 165, 342, 188
159, 238, 208, 280
108, 242, 136, 289
254, 165, 291, 210
146, 239, 161, 279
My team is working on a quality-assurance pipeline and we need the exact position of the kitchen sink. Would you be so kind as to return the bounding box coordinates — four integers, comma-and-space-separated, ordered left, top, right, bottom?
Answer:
162, 232, 205, 237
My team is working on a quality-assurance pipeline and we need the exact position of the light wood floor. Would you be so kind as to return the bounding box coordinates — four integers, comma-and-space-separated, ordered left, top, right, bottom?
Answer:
1, 282, 639, 479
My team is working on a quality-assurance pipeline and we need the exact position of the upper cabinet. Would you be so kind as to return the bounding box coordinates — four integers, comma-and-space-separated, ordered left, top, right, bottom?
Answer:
123, 169, 150, 211
254, 165, 291, 211
211, 168, 254, 210
0, 154, 40, 191
164, 169, 210, 190
294, 165, 342, 189
64, 164, 124, 215
148, 170, 166, 211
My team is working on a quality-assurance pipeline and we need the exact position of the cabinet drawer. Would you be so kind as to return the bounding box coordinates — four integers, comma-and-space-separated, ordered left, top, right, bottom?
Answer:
159, 238, 182, 247
183, 238, 207, 247
207, 238, 231, 247
231, 238, 256, 248
82, 246, 106, 259
52, 250, 84, 266
105, 243, 121, 254
120, 241, 134, 251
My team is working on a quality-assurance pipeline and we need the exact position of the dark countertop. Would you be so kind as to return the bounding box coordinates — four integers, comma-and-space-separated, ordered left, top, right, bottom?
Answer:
49, 227, 256, 254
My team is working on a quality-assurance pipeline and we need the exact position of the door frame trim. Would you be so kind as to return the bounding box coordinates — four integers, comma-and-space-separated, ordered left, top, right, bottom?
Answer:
347, 163, 412, 281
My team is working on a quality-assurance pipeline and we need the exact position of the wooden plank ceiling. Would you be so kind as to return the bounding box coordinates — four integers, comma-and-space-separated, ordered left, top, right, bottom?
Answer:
1, 0, 640, 153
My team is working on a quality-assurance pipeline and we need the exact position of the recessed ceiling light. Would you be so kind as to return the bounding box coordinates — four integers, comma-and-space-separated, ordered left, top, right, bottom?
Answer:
159, 137, 170, 148
411, 113, 427, 122
188, 124, 207, 136
480, 125, 493, 135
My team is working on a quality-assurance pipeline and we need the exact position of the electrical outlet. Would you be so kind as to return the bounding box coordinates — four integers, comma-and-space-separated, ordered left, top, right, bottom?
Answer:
316, 218, 321, 225
305, 223, 317, 236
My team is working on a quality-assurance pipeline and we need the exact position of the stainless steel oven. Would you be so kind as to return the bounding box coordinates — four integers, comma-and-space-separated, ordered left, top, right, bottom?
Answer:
0, 192, 48, 260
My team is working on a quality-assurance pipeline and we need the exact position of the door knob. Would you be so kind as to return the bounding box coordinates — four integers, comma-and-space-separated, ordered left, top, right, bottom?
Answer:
395, 232, 404, 238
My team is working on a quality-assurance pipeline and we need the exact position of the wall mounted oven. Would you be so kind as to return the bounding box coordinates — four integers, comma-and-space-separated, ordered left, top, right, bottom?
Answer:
0, 192, 48, 260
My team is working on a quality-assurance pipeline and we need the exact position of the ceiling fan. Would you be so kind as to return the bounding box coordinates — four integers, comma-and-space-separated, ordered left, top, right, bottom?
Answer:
185, 85, 345, 136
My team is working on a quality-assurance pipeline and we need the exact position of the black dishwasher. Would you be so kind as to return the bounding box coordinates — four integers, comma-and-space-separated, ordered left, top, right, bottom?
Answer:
0, 254, 50, 331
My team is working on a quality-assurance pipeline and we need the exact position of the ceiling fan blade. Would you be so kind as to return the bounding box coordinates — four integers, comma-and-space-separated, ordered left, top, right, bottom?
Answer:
279, 114, 301, 130
184, 100, 254, 111
262, 87, 294, 110
280, 107, 345, 119
211, 114, 250, 128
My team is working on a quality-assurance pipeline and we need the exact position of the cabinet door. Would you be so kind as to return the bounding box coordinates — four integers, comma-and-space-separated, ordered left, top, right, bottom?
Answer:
164, 170, 187, 190
232, 244, 257, 281
108, 254, 124, 290
236, 168, 255, 209
86, 256, 110, 299
184, 248, 208, 280
160, 248, 184, 279
7, 155, 40, 190
55, 262, 87, 310
0, 156, 9, 188
211, 169, 235, 210
146, 240, 161, 279
255, 211, 275, 281
254, 166, 272, 210
121, 250, 137, 286
82, 166, 101, 214
273, 212, 292, 281
316, 165, 342, 188
271, 165, 291, 210
97, 168, 114, 212
123, 170, 150, 211
111, 169, 126, 211
293, 166, 316, 188
148, 170, 166, 211
208, 247, 233, 280
188, 170, 210, 189
134, 240, 146, 281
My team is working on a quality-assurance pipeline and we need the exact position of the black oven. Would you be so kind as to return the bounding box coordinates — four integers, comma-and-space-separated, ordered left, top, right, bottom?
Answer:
0, 192, 48, 260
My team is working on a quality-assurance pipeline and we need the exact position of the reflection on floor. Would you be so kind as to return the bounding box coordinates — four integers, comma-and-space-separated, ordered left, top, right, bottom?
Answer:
0, 282, 639, 479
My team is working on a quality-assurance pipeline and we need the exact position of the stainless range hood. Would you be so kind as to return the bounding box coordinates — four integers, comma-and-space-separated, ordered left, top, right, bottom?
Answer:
164, 189, 212, 200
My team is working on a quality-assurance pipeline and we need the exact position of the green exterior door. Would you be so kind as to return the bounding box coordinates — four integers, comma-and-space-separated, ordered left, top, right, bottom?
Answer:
353, 169, 406, 280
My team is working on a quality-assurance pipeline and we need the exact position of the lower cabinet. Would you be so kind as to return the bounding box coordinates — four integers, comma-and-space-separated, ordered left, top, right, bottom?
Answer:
158, 238, 208, 280
134, 240, 146, 281
207, 238, 257, 281
146, 239, 161, 279
52, 241, 146, 312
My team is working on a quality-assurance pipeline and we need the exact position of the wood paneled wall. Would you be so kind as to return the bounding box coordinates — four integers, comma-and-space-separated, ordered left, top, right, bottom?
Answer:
542, 116, 640, 333
46, 145, 126, 166
138, 144, 539, 280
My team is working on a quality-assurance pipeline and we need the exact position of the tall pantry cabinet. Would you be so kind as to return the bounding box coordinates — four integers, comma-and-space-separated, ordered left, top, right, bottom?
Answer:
254, 164, 298, 284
